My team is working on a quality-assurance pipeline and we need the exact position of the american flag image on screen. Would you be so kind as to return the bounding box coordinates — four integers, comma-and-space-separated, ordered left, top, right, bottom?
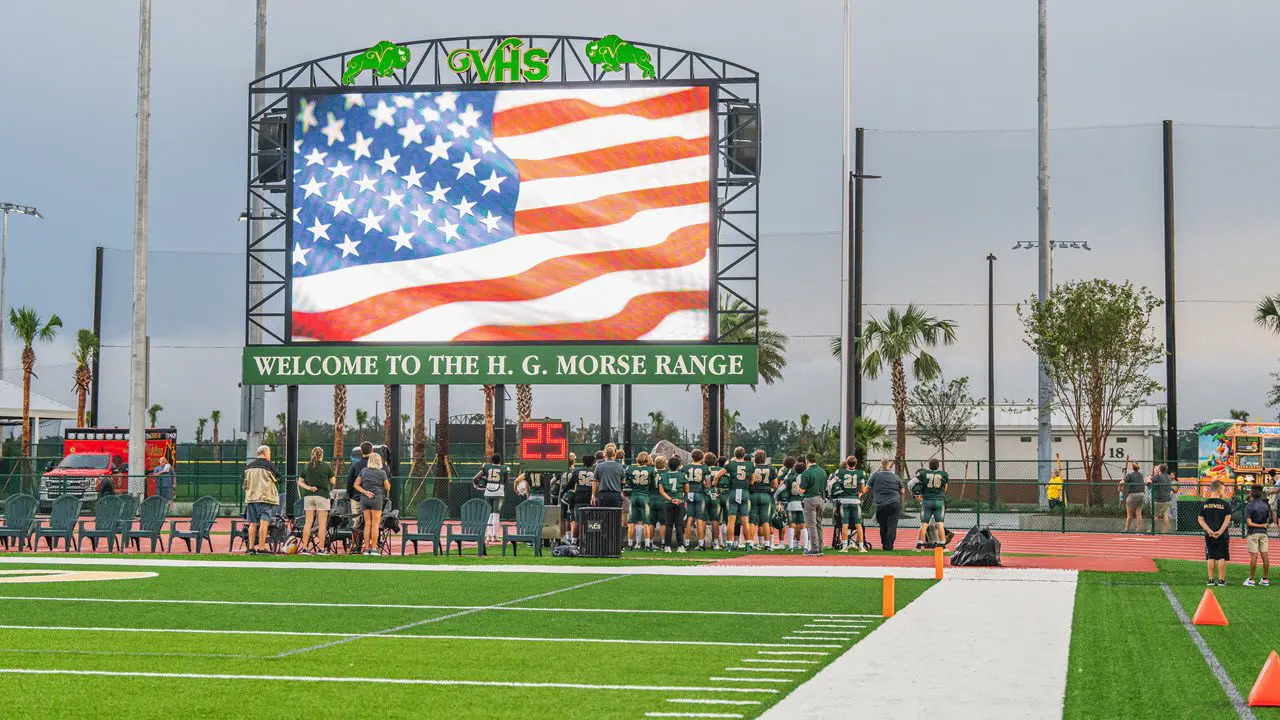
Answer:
289, 86, 711, 342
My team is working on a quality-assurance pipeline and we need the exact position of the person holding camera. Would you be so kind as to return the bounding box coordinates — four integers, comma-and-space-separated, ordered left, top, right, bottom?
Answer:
354, 453, 390, 556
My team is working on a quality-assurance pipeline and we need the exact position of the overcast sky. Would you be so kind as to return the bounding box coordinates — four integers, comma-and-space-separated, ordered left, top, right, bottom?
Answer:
1, 0, 1278, 442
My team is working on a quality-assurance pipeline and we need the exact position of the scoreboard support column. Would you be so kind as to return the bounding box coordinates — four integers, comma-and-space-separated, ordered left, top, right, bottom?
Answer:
600, 385, 612, 449
388, 384, 402, 509
285, 385, 299, 513
623, 385, 633, 461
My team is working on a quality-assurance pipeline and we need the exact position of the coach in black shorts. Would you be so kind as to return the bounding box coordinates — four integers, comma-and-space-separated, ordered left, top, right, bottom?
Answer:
1198, 480, 1232, 587
592, 447, 625, 508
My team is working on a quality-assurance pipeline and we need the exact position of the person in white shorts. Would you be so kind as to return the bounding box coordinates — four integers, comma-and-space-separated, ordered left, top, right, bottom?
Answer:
297, 447, 334, 554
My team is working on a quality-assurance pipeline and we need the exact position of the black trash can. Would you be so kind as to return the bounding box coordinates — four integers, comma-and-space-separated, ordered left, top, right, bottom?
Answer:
576, 507, 623, 558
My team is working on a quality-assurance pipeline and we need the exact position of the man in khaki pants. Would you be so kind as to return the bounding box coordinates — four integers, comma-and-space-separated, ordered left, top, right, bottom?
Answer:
1244, 484, 1273, 587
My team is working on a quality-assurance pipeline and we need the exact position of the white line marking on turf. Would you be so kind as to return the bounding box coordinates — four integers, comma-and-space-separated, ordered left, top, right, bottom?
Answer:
722, 667, 806, 673
803, 623, 865, 628
738, 659, 818, 665
273, 575, 624, 658
0, 668, 780, 694
0, 596, 871, 619
645, 707, 747, 712
708, 677, 793, 684
0, 647, 256, 660
666, 699, 762, 706
782, 636, 854, 642
756, 651, 828, 656
788, 630, 860, 635
1160, 583, 1257, 720
0, 625, 837, 649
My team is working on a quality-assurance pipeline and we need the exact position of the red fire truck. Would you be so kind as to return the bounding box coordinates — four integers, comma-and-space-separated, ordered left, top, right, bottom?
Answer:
37, 427, 177, 508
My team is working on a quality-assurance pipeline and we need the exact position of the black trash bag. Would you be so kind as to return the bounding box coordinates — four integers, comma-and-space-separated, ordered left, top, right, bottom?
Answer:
552, 543, 580, 558
950, 526, 1001, 567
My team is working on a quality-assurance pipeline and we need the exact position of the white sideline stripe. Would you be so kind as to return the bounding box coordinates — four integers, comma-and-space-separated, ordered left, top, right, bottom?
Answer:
666, 699, 762, 706
738, 659, 818, 665
645, 707, 747, 712
0, 595, 869, 619
708, 677, 793, 684
782, 637, 853, 642
756, 651, 829, 656
0, 668, 779, 694
274, 575, 623, 658
0, 625, 837, 649
788, 630, 860, 635
722, 668, 806, 674
803, 624, 865, 629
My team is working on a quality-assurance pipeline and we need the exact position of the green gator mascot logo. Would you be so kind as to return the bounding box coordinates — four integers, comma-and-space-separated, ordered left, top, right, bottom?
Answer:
585, 35, 655, 79
341, 41, 411, 86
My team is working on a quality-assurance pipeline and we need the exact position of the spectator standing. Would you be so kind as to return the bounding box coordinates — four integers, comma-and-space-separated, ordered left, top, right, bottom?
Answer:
1244, 484, 1273, 587
1198, 480, 1232, 587
242, 445, 280, 554
796, 453, 827, 556
593, 446, 624, 509
1046, 472, 1064, 511
298, 447, 334, 555
346, 441, 374, 507
868, 459, 904, 551
1121, 463, 1147, 533
1148, 464, 1177, 534
354, 453, 389, 555
152, 454, 176, 509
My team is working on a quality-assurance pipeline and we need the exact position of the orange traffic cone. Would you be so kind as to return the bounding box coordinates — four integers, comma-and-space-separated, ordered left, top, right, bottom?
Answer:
1192, 589, 1228, 626
1248, 651, 1280, 707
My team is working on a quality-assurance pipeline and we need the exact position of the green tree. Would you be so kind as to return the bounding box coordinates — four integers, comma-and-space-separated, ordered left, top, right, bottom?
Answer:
1268, 373, 1280, 421
355, 409, 369, 440
854, 416, 894, 460
332, 386, 347, 477
1255, 294, 1280, 335
702, 299, 789, 449
646, 410, 679, 445
722, 408, 742, 450
9, 307, 61, 458
71, 329, 99, 428
1019, 279, 1164, 505
209, 409, 222, 460
195, 417, 208, 447
907, 376, 981, 467
147, 404, 163, 426
834, 305, 957, 472
1228, 408, 1250, 422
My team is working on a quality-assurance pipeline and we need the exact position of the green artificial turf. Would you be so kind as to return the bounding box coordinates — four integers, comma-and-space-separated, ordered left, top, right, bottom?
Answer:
1065, 560, 1280, 720
0, 562, 932, 719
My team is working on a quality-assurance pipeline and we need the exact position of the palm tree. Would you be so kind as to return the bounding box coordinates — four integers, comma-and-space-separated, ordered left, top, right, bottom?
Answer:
836, 305, 957, 471
195, 417, 208, 447
1229, 409, 1251, 422
209, 410, 222, 460
432, 385, 451, 500
854, 415, 894, 459
482, 385, 496, 457
702, 298, 789, 450
9, 307, 61, 459
516, 384, 533, 423
332, 385, 347, 477
71, 329, 98, 428
147, 404, 163, 426
275, 411, 287, 455
383, 385, 393, 447
723, 408, 741, 450
355, 409, 369, 440
1256, 294, 1280, 335
647, 410, 671, 444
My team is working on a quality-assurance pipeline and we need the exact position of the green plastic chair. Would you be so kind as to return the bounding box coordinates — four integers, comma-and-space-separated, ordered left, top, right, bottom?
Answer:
502, 498, 545, 557
122, 496, 168, 552
114, 494, 140, 548
402, 498, 446, 556
31, 495, 83, 552
447, 497, 490, 556
78, 495, 123, 552
0, 494, 38, 551
166, 496, 219, 553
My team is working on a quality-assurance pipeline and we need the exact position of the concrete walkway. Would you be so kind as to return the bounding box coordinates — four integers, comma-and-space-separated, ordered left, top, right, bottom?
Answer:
760, 571, 1078, 720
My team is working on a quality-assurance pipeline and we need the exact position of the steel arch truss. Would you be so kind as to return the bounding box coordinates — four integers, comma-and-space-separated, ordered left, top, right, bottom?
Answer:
245, 34, 759, 346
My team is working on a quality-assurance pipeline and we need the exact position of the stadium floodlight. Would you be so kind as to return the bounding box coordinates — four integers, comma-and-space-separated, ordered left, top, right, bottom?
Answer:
0, 203, 44, 382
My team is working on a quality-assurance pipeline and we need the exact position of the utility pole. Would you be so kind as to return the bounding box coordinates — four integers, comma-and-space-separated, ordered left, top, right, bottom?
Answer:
127, 0, 152, 493
839, 0, 853, 457
0, 203, 43, 383
243, 0, 268, 458
1035, 0, 1053, 500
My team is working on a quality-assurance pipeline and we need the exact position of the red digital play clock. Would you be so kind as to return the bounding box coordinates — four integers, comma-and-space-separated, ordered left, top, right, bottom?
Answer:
519, 419, 570, 471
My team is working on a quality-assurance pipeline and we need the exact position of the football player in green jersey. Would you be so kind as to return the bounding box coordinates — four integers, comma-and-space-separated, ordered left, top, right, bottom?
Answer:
774, 456, 803, 550
829, 455, 870, 553
656, 455, 688, 552
650, 456, 668, 550
624, 451, 655, 550
749, 450, 778, 550
683, 450, 710, 550
912, 458, 950, 550
714, 454, 731, 547
715, 447, 754, 549
703, 452, 724, 549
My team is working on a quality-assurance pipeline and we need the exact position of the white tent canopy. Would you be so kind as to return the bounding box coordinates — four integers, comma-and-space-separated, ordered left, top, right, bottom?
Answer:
0, 379, 75, 456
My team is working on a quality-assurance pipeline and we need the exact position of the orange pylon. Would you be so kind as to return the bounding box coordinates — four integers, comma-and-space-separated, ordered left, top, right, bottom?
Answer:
1192, 589, 1228, 626
934, 546, 944, 580
1248, 651, 1280, 707
882, 575, 895, 618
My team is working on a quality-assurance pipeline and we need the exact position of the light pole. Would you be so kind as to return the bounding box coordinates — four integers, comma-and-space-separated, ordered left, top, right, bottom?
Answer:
0, 203, 42, 382
1036, 0, 1052, 507
127, 0, 152, 494
987, 254, 996, 511
244, 0, 268, 460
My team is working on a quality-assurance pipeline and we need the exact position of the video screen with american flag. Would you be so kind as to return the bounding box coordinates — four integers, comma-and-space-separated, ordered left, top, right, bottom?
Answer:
289, 86, 712, 343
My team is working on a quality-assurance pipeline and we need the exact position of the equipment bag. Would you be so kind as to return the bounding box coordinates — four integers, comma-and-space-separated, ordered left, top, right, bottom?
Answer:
950, 526, 1001, 567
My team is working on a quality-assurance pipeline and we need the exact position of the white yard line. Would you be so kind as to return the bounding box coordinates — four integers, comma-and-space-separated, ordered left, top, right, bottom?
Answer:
0, 556, 1079, 581
0, 668, 779, 694
722, 667, 806, 673
666, 699, 761, 706
759, 575, 1079, 720
787, 630, 860, 635
708, 677, 793, 684
756, 651, 828, 656
0, 595, 873, 619
738, 659, 818, 665
0, 624, 837, 649
781, 636, 856, 641
274, 575, 623, 657
645, 713, 743, 719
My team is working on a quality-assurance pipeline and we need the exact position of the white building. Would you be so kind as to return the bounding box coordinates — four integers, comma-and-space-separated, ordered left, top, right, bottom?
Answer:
862, 402, 1160, 469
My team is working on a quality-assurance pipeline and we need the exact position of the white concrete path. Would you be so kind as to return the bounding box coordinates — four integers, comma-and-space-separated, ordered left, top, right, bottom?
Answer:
759, 573, 1078, 720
